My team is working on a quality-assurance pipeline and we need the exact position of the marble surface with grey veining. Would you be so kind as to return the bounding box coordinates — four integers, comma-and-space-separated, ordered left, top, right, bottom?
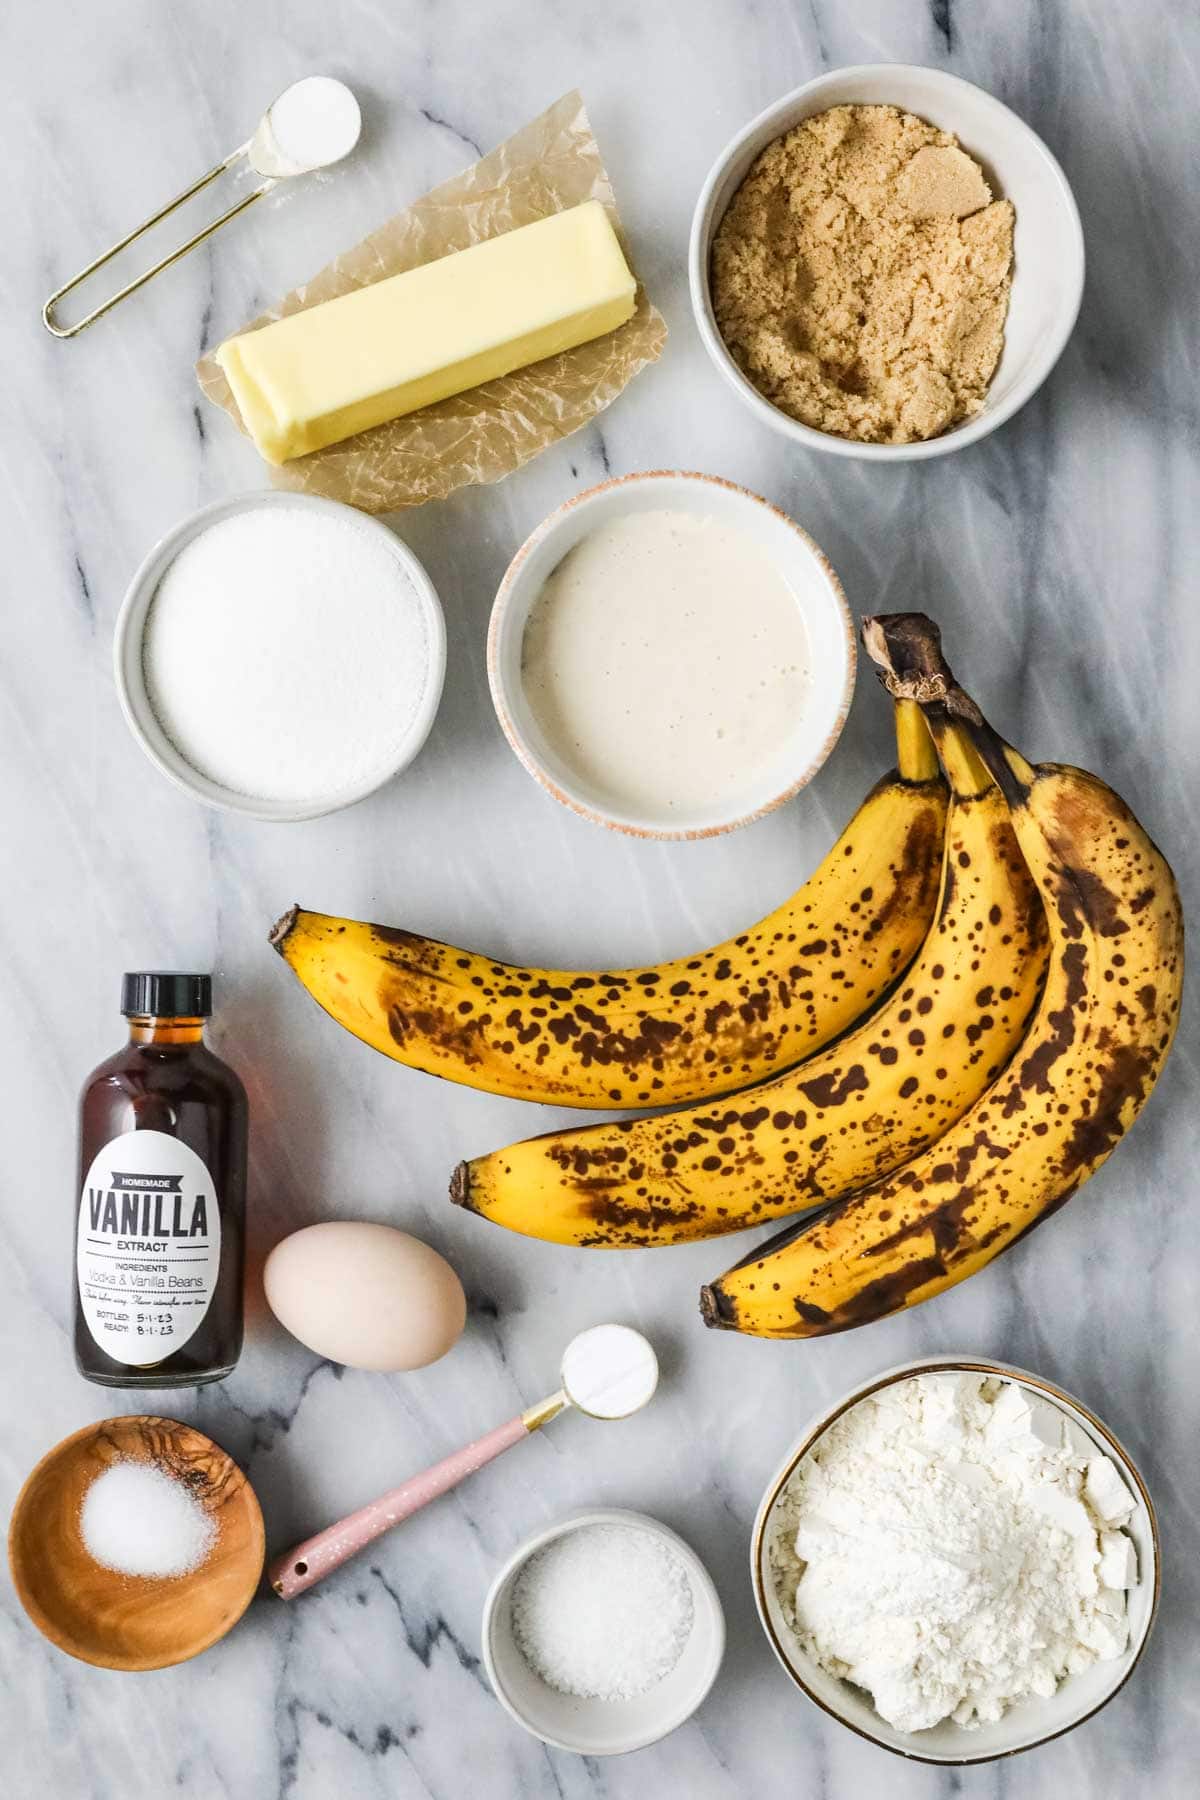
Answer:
2, 0, 1197, 1794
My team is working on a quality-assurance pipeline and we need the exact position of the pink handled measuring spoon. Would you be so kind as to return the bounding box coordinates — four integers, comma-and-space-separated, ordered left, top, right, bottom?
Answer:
269, 1323, 658, 1599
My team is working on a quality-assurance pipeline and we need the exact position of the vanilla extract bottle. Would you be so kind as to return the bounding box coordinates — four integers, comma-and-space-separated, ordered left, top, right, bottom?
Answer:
74, 973, 248, 1387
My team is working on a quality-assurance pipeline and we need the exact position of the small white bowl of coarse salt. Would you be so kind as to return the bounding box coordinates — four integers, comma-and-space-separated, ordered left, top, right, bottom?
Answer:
482, 1508, 724, 1755
114, 491, 446, 822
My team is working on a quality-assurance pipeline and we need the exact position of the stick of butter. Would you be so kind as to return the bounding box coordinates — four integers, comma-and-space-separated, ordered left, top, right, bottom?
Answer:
216, 201, 638, 465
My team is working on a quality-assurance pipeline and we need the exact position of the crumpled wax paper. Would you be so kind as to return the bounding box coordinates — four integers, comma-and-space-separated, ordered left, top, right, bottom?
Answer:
196, 90, 667, 512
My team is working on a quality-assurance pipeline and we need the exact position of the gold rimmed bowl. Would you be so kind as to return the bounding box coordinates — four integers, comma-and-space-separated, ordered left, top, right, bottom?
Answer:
751, 1355, 1159, 1765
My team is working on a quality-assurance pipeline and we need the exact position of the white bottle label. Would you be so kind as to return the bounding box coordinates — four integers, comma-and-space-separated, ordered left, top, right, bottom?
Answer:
77, 1129, 221, 1368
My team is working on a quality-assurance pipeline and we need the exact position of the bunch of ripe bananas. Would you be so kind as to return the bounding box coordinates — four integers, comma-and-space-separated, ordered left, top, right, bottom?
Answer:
271, 613, 1183, 1340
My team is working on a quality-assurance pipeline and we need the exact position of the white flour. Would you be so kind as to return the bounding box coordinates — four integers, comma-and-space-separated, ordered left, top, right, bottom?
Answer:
143, 507, 430, 805
772, 1373, 1137, 1733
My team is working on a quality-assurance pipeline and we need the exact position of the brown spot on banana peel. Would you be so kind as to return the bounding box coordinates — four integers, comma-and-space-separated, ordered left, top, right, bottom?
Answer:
1057, 1039, 1154, 1177
863, 806, 943, 938
794, 1254, 951, 1334
577, 1191, 711, 1244
1053, 866, 1130, 941
388, 1002, 489, 1067
1005, 940, 1086, 1105
796, 1064, 871, 1108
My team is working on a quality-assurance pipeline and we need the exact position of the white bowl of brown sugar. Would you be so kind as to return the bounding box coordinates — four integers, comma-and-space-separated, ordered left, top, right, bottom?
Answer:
689, 65, 1084, 461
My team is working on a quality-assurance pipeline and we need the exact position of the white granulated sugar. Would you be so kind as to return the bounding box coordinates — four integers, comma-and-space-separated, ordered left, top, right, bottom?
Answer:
80, 1459, 217, 1579
143, 508, 429, 804
512, 1522, 694, 1701
772, 1374, 1137, 1733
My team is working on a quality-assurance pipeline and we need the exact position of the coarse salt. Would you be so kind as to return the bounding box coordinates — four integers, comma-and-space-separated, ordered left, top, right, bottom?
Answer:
80, 1459, 217, 1579
142, 506, 430, 805
511, 1522, 694, 1701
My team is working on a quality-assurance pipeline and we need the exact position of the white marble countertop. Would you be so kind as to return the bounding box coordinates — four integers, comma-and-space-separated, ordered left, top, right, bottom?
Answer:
3, 1, 1197, 1794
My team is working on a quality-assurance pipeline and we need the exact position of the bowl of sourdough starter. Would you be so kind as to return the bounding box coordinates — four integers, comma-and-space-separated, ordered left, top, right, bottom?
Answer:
488, 471, 855, 838
752, 1356, 1159, 1764
114, 491, 446, 821
690, 66, 1084, 460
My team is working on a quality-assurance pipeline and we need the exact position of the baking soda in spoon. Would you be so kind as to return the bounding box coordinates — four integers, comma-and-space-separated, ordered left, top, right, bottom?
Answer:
250, 77, 362, 178
559, 1322, 659, 1417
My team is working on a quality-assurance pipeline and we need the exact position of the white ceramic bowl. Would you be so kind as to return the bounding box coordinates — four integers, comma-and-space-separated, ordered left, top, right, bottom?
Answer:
482, 1507, 725, 1755
487, 470, 855, 838
752, 1355, 1159, 1765
690, 65, 1085, 461
113, 491, 447, 821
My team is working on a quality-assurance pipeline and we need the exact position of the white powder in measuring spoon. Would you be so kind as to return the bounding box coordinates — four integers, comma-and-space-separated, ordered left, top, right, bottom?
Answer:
80, 1460, 217, 1579
261, 77, 360, 176
512, 1522, 694, 1700
142, 507, 430, 806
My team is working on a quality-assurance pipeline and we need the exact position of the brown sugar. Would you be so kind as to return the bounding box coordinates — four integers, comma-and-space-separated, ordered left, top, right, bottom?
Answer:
710, 105, 1014, 444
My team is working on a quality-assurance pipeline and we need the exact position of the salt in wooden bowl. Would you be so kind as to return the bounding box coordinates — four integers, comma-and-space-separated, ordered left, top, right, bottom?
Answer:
8, 1414, 264, 1671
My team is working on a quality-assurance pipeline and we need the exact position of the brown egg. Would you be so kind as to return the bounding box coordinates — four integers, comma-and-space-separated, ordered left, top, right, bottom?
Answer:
263, 1221, 466, 1371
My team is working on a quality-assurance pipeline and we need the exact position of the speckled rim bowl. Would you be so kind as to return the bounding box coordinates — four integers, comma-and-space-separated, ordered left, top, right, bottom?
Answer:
113, 490, 447, 822
482, 1506, 725, 1755
690, 65, 1085, 461
752, 1355, 1159, 1765
487, 470, 855, 839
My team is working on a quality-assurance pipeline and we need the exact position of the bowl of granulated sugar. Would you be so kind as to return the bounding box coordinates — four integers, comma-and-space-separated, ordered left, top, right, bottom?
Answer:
114, 491, 446, 821
482, 1507, 724, 1755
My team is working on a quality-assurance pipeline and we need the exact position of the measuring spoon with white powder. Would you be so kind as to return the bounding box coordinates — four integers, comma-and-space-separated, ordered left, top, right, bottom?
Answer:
44, 78, 362, 337
269, 1324, 659, 1599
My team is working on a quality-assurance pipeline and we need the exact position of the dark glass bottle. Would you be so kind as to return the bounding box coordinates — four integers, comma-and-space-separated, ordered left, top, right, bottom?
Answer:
74, 973, 248, 1388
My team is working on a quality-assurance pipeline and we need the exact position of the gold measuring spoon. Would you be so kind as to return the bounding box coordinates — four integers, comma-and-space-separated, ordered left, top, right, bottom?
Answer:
42, 75, 361, 338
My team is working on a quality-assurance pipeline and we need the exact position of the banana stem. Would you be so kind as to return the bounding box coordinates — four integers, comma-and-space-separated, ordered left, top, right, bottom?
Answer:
863, 614, 1033, 805
269, 905, 299, 951
935, 723, 993, 798
894, 698, 939, 784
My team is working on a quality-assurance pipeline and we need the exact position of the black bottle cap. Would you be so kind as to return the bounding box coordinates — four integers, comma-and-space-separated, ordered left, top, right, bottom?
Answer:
121, 972, 213, 1019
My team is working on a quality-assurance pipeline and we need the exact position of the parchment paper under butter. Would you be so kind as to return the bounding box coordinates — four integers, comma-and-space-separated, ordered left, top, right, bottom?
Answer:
196, 91, 667, 513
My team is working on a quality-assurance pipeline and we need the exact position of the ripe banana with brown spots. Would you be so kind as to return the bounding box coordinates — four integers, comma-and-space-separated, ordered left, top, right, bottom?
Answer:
451, 719, 1047, 1243
700, 614, 1183, 1338
269, 700, 947, 1109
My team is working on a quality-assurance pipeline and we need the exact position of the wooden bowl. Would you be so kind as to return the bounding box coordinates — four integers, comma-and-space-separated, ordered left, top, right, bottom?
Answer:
8, 1415, 264, 1671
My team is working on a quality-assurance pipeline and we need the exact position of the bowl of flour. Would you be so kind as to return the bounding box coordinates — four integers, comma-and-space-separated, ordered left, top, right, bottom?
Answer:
751, 1357, 1158, 1764
115, 492, 446, 821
